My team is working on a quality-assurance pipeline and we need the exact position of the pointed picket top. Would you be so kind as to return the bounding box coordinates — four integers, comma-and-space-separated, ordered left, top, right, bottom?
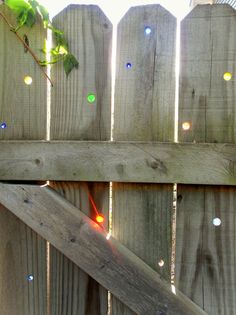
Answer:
185, 3, 236, 19
114, 4, 176, 142
119, 4, 175, 21
49, 5, 112, 315
177, 3, 236, 314
53, 4, 112, 24
179, 3, 236, 143
112, 4, 177, 315
50, 5, 112, 140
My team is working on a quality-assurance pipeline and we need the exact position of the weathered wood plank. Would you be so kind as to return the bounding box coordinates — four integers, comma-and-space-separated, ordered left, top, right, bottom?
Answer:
50, 5, 111, 140
114, 5, 175, 142
49, 182, 109, 315
0, 5, 47, 140
2, 141, 236, 184
0, 183, 207, 315
49, 5, 112, 314
112, 5, 176, 314
0, 4, 47, 314
0, 203, 46, 315
178, 4, 236, 143
176, 4, 236, 315
176, 185, 236, 313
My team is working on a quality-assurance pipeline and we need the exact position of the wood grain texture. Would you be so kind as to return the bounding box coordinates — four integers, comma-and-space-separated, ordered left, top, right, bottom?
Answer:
178, 4, 236, 143
114, 5, 176, 142
0, 5, 47, 140
49, 182, 108, 315
0, 203, 46, 315
2, 141, 236, 184
0, 183, 207, 315
112, 5, 176, 315
50, 5, 112, 140
176, 4, 236, 315
176, 185, 236, 314
50, 5, 112, 314
0, 4, 47, 314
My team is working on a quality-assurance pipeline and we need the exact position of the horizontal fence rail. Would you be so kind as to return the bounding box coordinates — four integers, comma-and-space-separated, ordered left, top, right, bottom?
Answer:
0, 141, 236, 185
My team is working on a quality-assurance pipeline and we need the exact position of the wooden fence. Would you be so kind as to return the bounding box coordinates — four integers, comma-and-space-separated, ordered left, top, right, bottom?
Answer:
0, 3, 235, 315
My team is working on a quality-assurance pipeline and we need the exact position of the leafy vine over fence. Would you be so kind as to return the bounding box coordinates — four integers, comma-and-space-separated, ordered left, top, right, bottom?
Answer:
0, 0, 78, 84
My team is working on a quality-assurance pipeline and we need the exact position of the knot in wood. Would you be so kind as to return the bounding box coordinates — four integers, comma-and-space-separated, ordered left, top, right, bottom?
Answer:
116, 163, 124, 174
146, 158, 167, 174
150, 160, 159, 169
35, 158, 41, 165
177, 195, 183, 202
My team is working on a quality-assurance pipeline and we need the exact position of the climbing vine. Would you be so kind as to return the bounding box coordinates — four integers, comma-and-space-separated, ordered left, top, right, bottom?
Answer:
0, 0, 79, 85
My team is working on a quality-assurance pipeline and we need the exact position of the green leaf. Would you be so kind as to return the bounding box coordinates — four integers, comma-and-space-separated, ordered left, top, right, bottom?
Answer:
28, 0, 39, 10
54, 32, 68, 51
5, 0, 36, 30
37, 4, 49, 24
5, 0, 79, 78
50, 48, 58, 55
16, 8, 36, 28
40, 38, 47, 54
26, 12, 36, 27
39, 57, 62, 66
17, 10, 28, 27
25, 11, 36, 27
50, 46, 67, 56
63, 53, 79, 77
5, 0, 31, 14
47, 24, 63, 35
58, 45, 68, 55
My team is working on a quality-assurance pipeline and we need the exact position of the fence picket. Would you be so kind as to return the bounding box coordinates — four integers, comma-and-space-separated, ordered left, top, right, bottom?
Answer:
0, 4, 47, 314
176, 5, 236, 314
50, 5, 112, 314
112, 5, 176, 314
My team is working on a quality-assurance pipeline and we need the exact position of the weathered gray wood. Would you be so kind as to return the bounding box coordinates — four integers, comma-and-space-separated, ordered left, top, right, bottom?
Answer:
2, 141, 236, 184
112, 5, 176, 314
178, 4, 236, 143
176, 4, 236, 315
49, 5, 112, 314
50, 5, 111, 140
0, 183, 207, 315
176, 185, 236, 314
0, 203, 46, 315
0, 4, 47, 314
0, 5, 47, 140
49, 182, 109, 315
114, 5, 176, 142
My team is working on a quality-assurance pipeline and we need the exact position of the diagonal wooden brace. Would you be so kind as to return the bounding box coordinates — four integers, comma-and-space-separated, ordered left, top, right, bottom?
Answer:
0, 183, 206, 315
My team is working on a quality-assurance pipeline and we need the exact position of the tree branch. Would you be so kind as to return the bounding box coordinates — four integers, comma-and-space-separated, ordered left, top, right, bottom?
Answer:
0, 11, 53, 86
